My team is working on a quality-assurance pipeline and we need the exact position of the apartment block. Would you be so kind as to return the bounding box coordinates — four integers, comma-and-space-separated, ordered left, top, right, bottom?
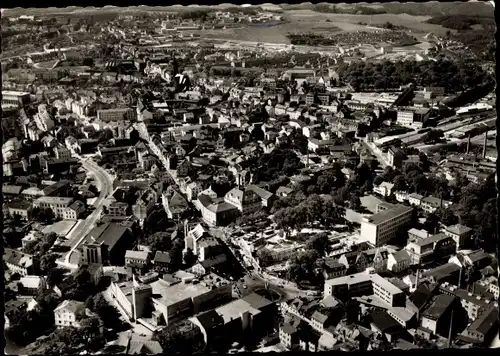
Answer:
360, 204, 413, 247
97, 108, 137, 122
324, 272, 405, 307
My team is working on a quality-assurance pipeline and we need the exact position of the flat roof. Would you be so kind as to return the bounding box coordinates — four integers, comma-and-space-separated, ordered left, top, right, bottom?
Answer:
42, 220, 77, 236
363, 204, 412, 226
326, 272, 403, 296
216, 299, 261, 324
422, 294, 455, 320
150, 279, 211, 306
2, 90, 30, 96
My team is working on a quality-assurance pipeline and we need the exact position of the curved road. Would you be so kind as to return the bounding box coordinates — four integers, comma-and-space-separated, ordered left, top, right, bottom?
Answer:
59, 157, 115, 268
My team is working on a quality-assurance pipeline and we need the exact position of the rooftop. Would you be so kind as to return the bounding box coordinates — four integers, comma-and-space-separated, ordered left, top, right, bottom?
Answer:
422, 294, 455, 320
216, 298, 261, 324
125, 250, 149, 261
34, 196, 73, 205
150, 278, 212, 307
467, 306, 499, 335
363, 204, 412, 226
54, 300, 85, 314
446, 224, 473, 235
86, 222, 131, 250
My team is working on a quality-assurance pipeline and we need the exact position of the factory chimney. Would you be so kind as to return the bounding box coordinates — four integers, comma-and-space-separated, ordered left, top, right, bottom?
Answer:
482, 131, 488, 159
466, 135, 471, 154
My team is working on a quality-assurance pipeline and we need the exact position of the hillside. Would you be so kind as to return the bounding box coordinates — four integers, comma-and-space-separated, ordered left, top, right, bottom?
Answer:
280, 2, 494, 17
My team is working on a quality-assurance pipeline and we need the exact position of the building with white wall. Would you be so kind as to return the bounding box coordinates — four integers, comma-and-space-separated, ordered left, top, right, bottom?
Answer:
360, 204, 413, 247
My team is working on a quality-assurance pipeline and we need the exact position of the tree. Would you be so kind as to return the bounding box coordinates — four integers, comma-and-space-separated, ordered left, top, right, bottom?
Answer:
422, 129, 444, 144
321, 198, 345, 228
305, 233, 330, 256
256, 248, 275, 267
154, 320, 205, 354
98, 128, 114, 143
82, 57, 94, 67
392, 175, 408, 192
40, 253, 58, 274
183, 248, 197, 266
424, 213, 440, 234
46, 268, 65, 287
349, 193, 361, 211
373, 175, 384, 186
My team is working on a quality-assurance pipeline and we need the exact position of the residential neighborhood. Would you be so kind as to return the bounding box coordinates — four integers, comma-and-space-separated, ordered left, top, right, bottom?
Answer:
2, 2, 498, 355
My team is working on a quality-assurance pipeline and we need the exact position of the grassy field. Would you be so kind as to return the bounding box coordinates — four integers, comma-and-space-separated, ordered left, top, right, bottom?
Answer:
201, 19, 343, 44
285, 10, 453, 36
200, 9, 451, 44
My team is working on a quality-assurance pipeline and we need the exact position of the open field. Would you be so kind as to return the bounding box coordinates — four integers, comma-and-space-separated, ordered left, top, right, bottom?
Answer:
199, 9, 454, 45
285, 10, 453, 36
201, 20, 342, 44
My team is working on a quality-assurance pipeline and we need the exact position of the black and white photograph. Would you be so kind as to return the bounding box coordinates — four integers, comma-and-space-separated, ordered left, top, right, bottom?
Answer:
1, 1, 498, 354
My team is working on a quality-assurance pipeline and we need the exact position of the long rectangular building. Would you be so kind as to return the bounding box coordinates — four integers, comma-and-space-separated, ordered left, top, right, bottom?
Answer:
33, 196, 74, 219
361, 204, 413, 247
324, 272, 405, 307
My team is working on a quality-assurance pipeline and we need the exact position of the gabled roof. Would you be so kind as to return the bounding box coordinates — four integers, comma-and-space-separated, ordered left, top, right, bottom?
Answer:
446, 224, 472, 235
54, 299, 85, 314
154, 251, 171, 264
391, 249, 410, 263
125, 250, 149, 261
247, 184, 273, 200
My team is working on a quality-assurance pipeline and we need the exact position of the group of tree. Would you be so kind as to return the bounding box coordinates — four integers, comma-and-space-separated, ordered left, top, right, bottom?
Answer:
2, 115, 23, 140
274, 129, 308, 154
250, 148, 304, 184
23, 232, 58, 256
422, 129, 445, 144
285, 248, 323, 286
30, 206, 56, 224
273, 194, 346, 232
235, 210, 268, 226
153, 319, 206, 355
445, 174, 497, 252
85, 293, 126, 331
6, 285, 64, 347
338, 59, 491, 93
313, 4, 386, 15
426, 15, 495, 31
26, 315, 105, 355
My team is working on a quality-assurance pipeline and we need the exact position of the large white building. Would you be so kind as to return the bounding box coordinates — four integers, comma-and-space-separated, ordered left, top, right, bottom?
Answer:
33, 196, 74, 219
324, 272, 405, 307
2, 90, 31, 107
54, 300, 86, 328
360, 204, 413, 247
396, 106, 431, 129
97, 108, 137, 122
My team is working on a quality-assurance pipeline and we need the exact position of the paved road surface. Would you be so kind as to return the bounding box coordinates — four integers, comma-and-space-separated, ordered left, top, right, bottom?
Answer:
58, 158, 114, 268
362, 141, 389, 168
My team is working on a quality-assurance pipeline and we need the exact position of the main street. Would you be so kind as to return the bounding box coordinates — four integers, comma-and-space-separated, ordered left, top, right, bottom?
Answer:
58, 157, 115, 269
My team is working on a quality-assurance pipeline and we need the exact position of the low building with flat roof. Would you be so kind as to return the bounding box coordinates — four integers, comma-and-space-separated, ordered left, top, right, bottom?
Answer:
150, 272, 232, 325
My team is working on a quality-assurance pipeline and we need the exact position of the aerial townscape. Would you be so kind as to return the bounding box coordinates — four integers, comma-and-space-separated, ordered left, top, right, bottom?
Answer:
2, 2, 498, 355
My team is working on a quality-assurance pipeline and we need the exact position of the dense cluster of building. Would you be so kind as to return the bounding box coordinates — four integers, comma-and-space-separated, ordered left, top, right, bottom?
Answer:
2, 6, 498, 355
